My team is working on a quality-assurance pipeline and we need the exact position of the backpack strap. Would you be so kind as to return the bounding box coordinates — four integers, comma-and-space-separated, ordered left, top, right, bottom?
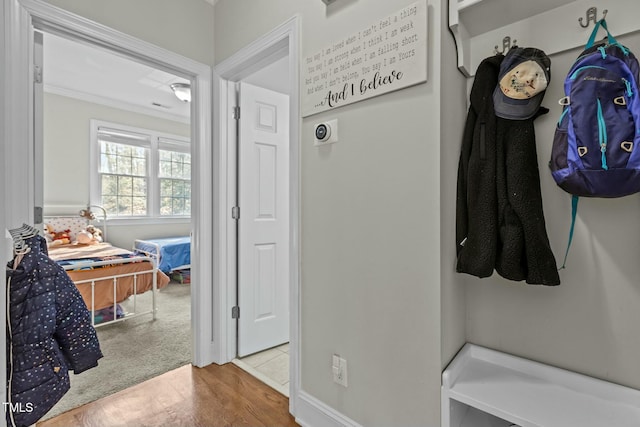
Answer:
586, 19, 617, 49
559, 195, 579, 270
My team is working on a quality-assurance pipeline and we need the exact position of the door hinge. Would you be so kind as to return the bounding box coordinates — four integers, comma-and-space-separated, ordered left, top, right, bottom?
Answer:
232, 106, 240, 120
34, 206, 43, 224
231, 206, 240, 220
231, 306, 240, 319
34, 65, 43, 84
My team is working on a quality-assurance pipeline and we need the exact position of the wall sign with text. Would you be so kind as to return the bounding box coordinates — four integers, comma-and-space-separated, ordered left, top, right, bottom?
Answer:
302, 0, 427, 117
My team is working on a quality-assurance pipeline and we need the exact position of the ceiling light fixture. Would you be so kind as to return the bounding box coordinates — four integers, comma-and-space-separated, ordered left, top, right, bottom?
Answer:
170, 82, 191, 103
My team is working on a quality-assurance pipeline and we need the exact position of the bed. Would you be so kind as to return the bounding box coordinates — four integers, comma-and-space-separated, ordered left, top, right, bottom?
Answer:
44, 215, 170, 327
133, 236, 191, 274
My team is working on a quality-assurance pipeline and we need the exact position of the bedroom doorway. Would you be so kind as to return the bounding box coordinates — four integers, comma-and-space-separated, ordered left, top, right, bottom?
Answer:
0, 0, 214, 418
38, 29, 195, 418
7, 3, 214, 365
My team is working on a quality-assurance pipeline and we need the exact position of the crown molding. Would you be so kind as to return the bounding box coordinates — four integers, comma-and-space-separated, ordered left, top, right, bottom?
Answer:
44, 84, 190, 124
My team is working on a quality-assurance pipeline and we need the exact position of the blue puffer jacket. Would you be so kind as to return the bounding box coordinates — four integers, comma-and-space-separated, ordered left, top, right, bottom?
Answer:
6, 234, 103, 427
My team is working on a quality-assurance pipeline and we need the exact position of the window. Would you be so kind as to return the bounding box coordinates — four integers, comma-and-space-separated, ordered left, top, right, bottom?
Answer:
158, 139, 191, 216
91, 121, 190, 220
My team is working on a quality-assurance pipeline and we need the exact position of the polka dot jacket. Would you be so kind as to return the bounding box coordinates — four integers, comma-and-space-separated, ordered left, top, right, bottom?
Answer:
6, 234, 103, 427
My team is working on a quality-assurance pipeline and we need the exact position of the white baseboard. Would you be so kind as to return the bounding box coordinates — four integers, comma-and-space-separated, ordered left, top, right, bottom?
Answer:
294, 390, 363, 427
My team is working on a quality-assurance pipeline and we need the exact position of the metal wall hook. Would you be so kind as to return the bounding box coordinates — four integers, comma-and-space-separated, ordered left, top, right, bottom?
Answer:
494, 36, 517, 55
579, 7, 607, 28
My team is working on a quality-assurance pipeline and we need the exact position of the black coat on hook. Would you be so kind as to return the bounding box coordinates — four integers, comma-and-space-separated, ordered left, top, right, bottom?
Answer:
455, 55, 560, 286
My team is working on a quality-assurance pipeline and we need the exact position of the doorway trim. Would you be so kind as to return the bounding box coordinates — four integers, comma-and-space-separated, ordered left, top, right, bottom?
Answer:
2, 0, 215, 373
212, 16, 300, 413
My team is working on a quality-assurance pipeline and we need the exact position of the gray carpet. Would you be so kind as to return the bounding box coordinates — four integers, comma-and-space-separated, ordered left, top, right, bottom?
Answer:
43, 280, 192, 420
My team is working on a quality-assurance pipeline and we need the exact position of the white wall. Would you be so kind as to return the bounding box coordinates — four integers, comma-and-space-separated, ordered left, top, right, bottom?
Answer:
216, 1, 447, 425
43, 92, 191, 249
464, 32, 640, 391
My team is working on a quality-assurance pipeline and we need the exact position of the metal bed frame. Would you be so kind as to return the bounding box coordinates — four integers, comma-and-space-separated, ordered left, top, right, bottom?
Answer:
44, 210, 161, 327
60, 256, 159, 328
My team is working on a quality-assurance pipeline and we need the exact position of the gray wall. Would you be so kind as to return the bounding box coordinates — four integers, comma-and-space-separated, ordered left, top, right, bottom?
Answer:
439, 7, 468, 367
244, 55, 290, 95
465, 32, 640, 391
43, 0, 215, 67
217, 1, 449, 425
43, 92, 191, 249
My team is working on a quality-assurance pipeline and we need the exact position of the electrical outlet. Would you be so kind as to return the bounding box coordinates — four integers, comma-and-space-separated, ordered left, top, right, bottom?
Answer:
332, 354, 348, 387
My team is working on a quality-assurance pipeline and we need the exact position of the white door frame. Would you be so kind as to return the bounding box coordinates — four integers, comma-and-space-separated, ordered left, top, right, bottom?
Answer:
212, 16, 300, 413
1, 0, 216, 372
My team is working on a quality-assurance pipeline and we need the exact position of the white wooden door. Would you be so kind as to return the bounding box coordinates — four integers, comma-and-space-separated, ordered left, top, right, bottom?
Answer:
238, 82, 290, 357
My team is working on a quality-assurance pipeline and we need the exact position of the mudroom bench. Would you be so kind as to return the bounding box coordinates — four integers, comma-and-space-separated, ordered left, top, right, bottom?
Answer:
442, 343, 640, 427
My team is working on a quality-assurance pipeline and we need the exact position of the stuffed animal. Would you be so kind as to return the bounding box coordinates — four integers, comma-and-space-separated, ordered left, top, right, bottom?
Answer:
86, 225, 103, 243
77, 225, 103, 245
43, 223, 55, 243
77, 230, 95, 245
50, 229, 71, 246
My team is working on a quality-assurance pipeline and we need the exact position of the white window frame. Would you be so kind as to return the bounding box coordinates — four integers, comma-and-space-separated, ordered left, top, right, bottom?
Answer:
90, 119, 191, 223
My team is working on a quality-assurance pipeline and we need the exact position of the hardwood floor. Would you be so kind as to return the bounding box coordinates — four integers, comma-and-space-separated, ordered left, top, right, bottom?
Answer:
37, 363, 299, 427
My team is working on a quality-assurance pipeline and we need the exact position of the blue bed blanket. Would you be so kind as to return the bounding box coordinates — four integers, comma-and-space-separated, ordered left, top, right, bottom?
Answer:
135, 237, 191, 273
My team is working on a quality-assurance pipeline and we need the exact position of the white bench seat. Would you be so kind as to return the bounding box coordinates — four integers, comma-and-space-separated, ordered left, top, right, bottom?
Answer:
442, 343, 640, 427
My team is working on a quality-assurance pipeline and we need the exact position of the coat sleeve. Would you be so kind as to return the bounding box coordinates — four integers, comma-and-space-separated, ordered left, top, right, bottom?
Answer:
455, 56, 502, 279
456, 105, 476, 256
53, 267, 103, 374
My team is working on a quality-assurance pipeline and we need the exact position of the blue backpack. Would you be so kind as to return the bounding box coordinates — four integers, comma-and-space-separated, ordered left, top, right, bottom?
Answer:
550, 19, 640, 267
